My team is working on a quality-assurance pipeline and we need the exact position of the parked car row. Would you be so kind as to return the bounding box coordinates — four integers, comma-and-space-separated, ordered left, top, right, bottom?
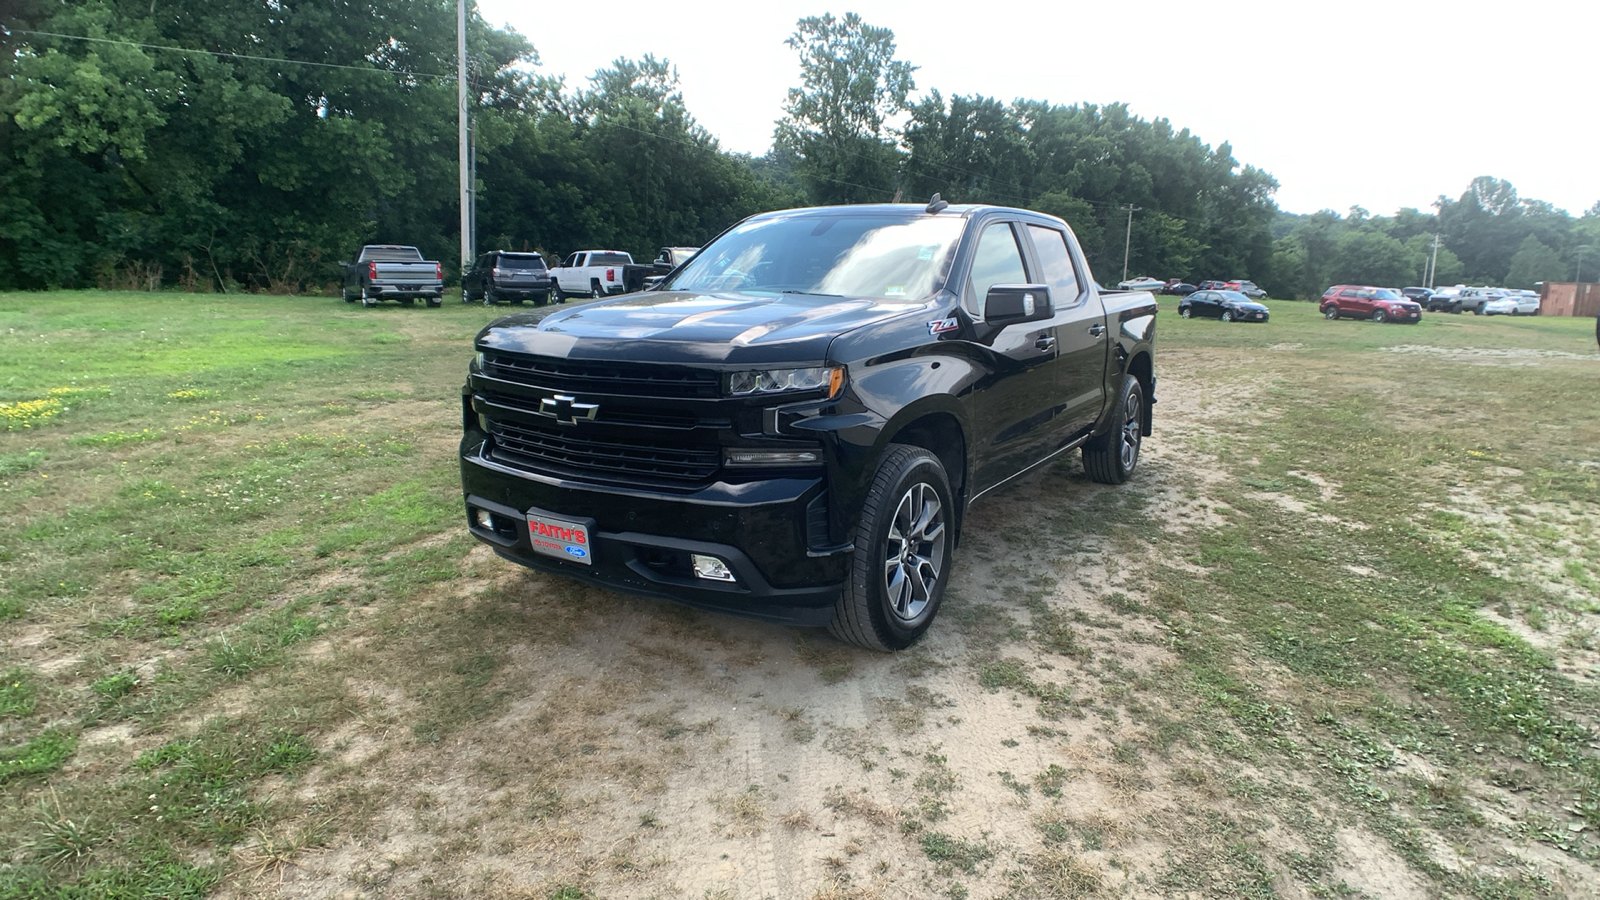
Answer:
1395, 284, 1541, 316
341, 245, 702, 308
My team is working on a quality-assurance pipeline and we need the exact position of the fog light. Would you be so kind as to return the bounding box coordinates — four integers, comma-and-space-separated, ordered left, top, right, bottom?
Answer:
472, 508, 494, 530
691, 554, 737, 582
725, 449, 821, 467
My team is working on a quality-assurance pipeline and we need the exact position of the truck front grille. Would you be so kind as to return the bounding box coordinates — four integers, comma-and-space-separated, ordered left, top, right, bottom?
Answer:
487, 419, 720, 487
481, 353, 720, 399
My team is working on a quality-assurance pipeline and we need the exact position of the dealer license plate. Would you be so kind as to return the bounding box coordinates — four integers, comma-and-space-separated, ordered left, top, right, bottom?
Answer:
526, 511, 593, 565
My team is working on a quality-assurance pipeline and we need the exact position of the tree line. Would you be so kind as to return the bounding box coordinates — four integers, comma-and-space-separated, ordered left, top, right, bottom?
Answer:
3, 3, 1595, 298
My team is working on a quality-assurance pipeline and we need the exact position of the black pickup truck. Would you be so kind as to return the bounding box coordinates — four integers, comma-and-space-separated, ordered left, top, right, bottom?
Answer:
459, 200, 1158, 650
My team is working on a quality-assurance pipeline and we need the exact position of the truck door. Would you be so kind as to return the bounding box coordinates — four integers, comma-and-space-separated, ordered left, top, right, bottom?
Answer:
1025, 224, 1108, 439
966, 220, 1068, 492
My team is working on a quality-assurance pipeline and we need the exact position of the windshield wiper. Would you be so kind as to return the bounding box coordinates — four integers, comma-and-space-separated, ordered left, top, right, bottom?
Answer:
781, 289, 848, 298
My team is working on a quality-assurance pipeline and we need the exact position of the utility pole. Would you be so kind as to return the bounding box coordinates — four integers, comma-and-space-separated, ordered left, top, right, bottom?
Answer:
1428, 233, 1440, 289
1121, 205, 1140, 283
457, 0, 471, 294
1577, 245, 1591, 284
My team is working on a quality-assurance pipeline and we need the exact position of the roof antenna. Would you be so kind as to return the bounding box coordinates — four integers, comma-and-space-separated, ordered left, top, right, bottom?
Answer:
925, 193, 948, 214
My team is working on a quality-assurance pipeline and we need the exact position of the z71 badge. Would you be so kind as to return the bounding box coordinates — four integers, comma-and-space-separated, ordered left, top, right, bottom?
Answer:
927, 317, 959, 335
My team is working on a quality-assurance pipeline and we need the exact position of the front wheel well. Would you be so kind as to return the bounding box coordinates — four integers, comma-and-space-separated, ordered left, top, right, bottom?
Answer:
884, 412, 967, 543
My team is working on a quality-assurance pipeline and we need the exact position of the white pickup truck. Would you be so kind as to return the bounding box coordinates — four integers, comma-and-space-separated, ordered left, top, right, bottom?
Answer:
549, 250, 650, 300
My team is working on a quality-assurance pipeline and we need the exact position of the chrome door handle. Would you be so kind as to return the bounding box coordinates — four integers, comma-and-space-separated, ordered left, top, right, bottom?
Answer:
1035, 336, 1056, 351
1088, 323, 1107, 337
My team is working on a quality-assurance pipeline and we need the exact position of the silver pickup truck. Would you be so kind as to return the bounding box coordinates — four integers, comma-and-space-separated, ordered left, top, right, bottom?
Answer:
341, 245, 445, 307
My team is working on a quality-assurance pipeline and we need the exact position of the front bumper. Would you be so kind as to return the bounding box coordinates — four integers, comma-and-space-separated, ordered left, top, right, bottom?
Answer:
460, 440, 849, 626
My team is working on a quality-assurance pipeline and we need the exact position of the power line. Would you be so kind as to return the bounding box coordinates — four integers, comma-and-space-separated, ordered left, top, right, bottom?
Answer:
10, 28, 459, 82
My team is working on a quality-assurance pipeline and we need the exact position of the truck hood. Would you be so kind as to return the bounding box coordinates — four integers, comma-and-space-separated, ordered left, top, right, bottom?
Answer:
476, 290, 927, 364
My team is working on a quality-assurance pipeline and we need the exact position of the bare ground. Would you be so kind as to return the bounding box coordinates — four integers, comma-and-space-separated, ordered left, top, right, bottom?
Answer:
193, 356, 1599, 900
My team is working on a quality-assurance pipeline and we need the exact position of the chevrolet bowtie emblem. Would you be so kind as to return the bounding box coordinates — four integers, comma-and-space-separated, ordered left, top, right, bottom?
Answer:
537, 393, 599, 425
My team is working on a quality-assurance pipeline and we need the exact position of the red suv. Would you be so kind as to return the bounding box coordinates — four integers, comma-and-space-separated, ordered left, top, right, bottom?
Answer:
1320, 285, 1423, 324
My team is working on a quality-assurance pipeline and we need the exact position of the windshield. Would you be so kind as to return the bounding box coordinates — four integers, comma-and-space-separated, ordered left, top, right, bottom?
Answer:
664, 213, 966, 299
1371, 289, 1402, 300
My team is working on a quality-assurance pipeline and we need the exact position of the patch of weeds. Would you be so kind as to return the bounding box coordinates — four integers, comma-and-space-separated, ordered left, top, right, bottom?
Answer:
712, 784, 767, 836
91, 671, 141, 700
73, 428, 163, 448
2, 667, 38, 718
548, 887, 591, 900
996, 770, 1031, 799
1030, 847, 1102, 896
919, 831, 994, 875
31, 797, 98, 863
0, 449, 47, 476
135, 725, 317, 845
1033, 610, 1094, 660
0, 852, 218, 898
1034, 763, 1071, 799
1103, 591, 1144, 615
823, 727, 886, 771
875, 696, 925, 734
976, 657, 1077, 720
259, 732, 318, 774
794, 636, 856, 684
1, 729, 77, 782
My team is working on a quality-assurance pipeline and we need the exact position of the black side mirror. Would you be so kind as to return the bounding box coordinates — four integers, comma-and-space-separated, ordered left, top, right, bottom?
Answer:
985, 284, 1052, 324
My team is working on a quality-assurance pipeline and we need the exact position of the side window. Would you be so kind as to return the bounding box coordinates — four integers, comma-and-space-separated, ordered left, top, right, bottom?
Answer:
564, 254, 579, 268
1025, 225, 1082, 307
966, 222, 1029, 317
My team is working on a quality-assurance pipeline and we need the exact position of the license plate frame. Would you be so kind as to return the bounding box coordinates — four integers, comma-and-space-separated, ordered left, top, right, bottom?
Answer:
526, 510, 594, 565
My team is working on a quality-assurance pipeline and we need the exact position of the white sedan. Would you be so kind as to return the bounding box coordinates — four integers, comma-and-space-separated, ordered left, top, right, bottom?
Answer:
1483, 294, 1541, 316
1117, 276, 1166, 292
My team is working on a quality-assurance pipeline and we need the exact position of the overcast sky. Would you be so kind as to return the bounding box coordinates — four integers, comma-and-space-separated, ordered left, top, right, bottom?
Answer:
476, 0, 1598, 218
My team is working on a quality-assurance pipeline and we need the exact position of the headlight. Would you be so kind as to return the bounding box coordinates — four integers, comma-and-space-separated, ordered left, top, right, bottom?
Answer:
474, 351, 486, 371
726, 366, 845, 398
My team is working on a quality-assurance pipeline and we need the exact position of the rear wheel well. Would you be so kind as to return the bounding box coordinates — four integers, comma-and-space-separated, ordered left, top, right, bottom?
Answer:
1125, 352, 1154, 436
885, 413, 967, 543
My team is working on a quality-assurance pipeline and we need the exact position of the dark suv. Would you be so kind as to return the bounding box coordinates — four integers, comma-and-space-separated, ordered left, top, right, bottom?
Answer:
463, 251, 555, 306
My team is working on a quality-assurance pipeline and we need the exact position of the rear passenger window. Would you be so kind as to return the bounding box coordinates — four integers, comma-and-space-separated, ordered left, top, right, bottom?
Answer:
967, 223, 1029, 317
1026, 225, 1082, 307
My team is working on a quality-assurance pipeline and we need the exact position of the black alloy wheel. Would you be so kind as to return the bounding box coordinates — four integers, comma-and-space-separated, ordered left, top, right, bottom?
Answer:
1083, 374, 1144, 485
828, 445, 954, 651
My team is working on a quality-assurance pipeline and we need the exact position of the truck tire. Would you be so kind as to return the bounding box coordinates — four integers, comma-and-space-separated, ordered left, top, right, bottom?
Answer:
1082, 374, 1144, 485
483, 286, 498, 306
361, 294, 376, 308
552, 283, 565, 303
426, 297, 441, 308
343, 289, 357, 303
828, 445, 954, 652
589, 280, 603, 299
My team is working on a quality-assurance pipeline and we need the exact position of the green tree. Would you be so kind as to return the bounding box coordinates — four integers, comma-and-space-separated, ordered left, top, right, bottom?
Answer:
1331, 230, 1413, 287
774, 13, 915, 204
1505, 235, 1563, 289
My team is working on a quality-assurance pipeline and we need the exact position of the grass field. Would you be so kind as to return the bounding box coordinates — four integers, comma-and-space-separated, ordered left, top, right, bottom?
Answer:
1, 291, 1598, 898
